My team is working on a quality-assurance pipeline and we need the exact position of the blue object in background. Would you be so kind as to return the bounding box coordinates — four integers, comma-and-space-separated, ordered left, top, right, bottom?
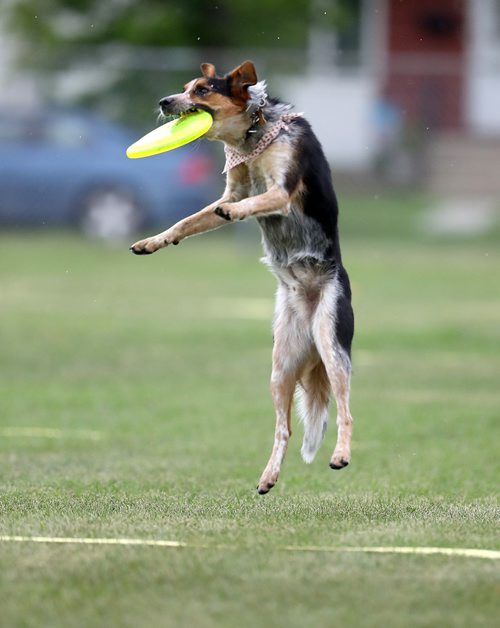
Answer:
0, 109, 219, 239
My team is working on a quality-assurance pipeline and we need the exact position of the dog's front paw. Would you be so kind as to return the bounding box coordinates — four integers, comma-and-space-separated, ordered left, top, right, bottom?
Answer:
130, 231, 180, 255
214, 204, 233, 221
129, 236, 163, 255
215, 203, 245, 222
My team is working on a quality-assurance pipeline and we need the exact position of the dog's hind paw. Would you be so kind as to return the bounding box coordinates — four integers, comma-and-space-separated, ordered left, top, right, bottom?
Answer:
257, 482, 275, 495
329, 449, 351, 470
257, 469, 278, 495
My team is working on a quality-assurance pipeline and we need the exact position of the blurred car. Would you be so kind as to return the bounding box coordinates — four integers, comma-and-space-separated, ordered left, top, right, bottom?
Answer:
0, 108, 220, 239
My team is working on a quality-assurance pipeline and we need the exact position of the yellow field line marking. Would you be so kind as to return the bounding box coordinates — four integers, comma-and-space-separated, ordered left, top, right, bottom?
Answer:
0, 536, 498, 560
0, 536, 188, 548
279, 545, 500, 560
0, 427, 102, 441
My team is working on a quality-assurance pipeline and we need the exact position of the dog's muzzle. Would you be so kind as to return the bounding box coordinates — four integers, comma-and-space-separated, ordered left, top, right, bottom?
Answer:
158, 96, 183, 116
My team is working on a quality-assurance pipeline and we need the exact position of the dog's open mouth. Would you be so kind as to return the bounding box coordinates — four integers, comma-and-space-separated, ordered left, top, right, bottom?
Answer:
161, 106, 212, 123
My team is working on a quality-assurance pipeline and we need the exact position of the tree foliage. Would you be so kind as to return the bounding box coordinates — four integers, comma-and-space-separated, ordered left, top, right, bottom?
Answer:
3, 0, 359, 123
7, 0, 316, 52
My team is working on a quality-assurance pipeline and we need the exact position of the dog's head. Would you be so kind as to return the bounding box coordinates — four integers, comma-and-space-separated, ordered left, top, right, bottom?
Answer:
159, 60, 266, 143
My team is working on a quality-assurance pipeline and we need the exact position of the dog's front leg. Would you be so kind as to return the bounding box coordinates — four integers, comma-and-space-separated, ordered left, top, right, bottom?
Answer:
214, 184, 290, 222
130, 198, 234, 255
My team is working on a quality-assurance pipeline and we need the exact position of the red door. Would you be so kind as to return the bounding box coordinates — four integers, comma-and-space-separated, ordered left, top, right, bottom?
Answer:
385, 0, 465, 130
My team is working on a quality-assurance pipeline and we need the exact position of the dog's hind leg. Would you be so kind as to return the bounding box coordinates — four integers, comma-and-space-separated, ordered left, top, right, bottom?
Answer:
256, 362, 296, 495
257, 285, 310, 494
312, 280, 354, 470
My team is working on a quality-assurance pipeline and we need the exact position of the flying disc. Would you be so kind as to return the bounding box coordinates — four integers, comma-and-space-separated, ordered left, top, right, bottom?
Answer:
126, 110, 213, 159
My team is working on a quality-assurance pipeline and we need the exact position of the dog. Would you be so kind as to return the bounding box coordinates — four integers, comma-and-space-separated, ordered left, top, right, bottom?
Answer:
130, 61, 355, 494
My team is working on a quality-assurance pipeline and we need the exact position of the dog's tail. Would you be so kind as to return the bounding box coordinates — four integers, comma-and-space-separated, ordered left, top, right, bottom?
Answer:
296, 363, 331, 463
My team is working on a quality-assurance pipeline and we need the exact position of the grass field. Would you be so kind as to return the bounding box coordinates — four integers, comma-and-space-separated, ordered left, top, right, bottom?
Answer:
1, 193, 499, 627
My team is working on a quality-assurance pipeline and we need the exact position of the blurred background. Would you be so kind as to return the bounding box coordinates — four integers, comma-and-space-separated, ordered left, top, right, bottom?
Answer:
1, 0, 499, 238
1, 5, 499, 626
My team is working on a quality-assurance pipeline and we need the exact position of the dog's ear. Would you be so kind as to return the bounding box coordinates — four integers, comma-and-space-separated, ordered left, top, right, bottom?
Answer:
227, 60, 258, 88
200, 63, 217, 78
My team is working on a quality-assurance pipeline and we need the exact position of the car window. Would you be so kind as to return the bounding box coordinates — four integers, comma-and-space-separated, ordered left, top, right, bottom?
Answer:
0, 114, 92, 147
0, 117, 32, 142
44, 116, 92, 147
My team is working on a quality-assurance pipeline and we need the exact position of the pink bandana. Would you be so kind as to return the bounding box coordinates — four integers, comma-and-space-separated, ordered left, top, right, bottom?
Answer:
223, 113, 303, 174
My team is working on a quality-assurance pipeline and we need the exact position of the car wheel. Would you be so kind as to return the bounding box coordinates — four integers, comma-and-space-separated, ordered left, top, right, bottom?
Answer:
78, 186, 143, 240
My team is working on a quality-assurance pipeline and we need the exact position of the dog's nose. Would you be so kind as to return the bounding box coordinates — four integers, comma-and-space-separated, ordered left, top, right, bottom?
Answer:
159, 96, 173, 110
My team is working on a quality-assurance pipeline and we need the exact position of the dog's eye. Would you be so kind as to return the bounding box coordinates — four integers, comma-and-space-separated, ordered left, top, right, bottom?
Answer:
195, 86, 210, 96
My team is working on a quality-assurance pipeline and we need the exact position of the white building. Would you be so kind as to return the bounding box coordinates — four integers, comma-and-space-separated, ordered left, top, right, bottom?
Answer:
280, 0, 500, 174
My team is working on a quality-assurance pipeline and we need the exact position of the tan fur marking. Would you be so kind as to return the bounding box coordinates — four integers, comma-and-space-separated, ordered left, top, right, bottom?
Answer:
216, 184, 289, 222
253, 141, 294, 184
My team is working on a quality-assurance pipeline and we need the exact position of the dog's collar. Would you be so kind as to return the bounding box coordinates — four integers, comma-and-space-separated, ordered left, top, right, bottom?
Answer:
245, 108, 267, 137
223, 113, 303, 174
245, 81, 268, 132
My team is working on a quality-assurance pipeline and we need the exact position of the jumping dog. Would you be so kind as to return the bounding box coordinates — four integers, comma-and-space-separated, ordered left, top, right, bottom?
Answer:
131, 61, 355, 494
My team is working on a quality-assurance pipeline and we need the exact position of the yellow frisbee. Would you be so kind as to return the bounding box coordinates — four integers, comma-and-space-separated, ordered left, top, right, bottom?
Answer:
126, 110, 213, 159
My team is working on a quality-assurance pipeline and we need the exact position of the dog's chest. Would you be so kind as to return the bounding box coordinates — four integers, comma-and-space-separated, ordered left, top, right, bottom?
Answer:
247, 154, 275, 196
246, 162, 331, 270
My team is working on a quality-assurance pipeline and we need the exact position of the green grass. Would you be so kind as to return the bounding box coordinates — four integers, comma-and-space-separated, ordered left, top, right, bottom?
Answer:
0, 194, 499, 627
